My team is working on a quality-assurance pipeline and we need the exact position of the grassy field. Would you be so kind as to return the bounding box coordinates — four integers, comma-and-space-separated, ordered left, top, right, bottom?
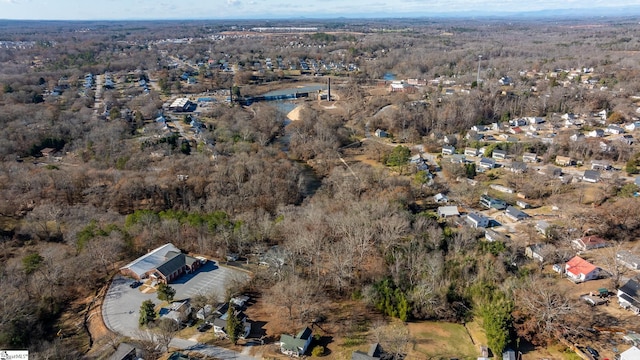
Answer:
407, 321, 480, 360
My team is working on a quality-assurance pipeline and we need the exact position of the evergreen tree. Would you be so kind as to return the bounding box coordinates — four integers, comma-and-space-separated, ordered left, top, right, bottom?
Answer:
139, 300, 156, 326
226, 305, 243, 344
157, 283, 176, 302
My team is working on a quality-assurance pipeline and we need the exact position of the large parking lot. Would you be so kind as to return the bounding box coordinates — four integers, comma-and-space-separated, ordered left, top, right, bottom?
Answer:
102, 260, 248, 336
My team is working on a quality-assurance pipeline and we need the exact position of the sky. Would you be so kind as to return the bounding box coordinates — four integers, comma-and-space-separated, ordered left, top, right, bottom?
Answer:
0, 0, 638, 20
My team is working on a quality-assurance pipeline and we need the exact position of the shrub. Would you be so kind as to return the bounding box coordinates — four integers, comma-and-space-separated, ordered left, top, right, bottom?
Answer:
311, 345, 325, 357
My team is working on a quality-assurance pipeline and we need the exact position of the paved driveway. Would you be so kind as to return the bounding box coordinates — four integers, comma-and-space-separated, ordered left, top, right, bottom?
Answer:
102, 260, 248, 337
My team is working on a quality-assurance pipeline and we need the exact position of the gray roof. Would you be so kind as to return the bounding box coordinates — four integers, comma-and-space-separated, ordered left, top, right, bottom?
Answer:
120, 243, 181, 278
438, 206, 459, 217
620, 279, 640, 300
467, 212, 488, 223
584, 170, 601, 180
352, 344, 382, 360
506, 205, 529, 220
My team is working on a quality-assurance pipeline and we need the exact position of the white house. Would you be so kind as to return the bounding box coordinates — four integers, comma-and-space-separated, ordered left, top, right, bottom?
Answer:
587, 129, 605, 138
442, 145, 455, 155
625, 121, 640, 131
522, 152, 538, 163
618, 279, 640, 315
466, 213, 490, 228
478, 157, 496, 170
492, 149, 507, 160
434, 193, 449, 203
606, 124, 625, 135
565, 256, 599, 282
464, 147, 480, 157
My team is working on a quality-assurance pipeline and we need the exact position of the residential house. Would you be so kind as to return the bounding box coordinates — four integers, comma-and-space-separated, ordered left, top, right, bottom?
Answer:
478, 157, 496, 170
545, 166, 563, 178
492, 149, 507, 160
437, 206, 459, 218
522, 152, 538, 163
618, 278, 640, 314
509, 118, 527, 127
441, 145, 455, 155
280, 327, 313, 357
471, 124, 487, 132
465, 147, 480, 157
450, 154, 466, 164
535, 220, 551, 235
466, 213, 490, 228
555, 156, 573, 166
565, 256, 599, 282
352, 344, 383, 360
582, 170, 601, 183
212, 308, 250, 338
516, 200, 530, 209
509, 126, 523, 135
505, 206, 529, 221
109, 343, 138, 360
485, 229, 507, 242
599, 140, 612, 152
587, 129, 605, 138
618, 134, 635, 146
526, 243, 551, 262
509, 161, 528, 173
625, 121, 640, 132
443, 135, 457, 145
374, 129, 388, 138
434, 193, 449, 203
591, 160, 610, 171
499, 76, 513, 86
465, 132, 484, 142
527, 117, 544, 124
480, 194, 507, 210
572, 235, 609, 251
120, 243, 202, 283
620, 346, 640, 360
163, 300, 192, 324
617, 251, 640, 271
606, 124, 625, 135
570, 133, 585, 142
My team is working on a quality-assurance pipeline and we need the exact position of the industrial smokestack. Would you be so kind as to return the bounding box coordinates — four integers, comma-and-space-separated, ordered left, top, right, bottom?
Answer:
327, 77, 331, 102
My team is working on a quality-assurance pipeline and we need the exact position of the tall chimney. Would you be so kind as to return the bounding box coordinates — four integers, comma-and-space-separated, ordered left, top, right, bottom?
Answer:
327, 77, 331, 102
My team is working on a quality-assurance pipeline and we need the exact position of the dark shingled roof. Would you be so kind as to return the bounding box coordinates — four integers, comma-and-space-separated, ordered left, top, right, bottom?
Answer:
156, 253, 185, 277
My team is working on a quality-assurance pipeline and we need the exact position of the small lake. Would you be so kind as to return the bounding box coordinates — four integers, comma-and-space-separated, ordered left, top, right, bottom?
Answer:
383, 72, 396, 81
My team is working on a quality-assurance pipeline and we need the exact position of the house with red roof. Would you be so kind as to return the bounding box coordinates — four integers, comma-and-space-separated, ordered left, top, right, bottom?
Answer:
572, 236, 609, 251
565, 256, 599, 282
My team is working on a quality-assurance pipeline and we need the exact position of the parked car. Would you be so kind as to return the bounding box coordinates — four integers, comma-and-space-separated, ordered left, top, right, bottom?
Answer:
129, 281, 142, 288
197, 323, 211, 332
585, 346, 599, 359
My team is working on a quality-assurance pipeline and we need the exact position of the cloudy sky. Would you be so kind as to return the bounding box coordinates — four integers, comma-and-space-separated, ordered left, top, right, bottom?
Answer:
0, 0, 636, 20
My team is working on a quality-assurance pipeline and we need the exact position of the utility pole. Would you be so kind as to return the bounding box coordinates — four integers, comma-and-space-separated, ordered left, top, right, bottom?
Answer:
477, 55, 482, 85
